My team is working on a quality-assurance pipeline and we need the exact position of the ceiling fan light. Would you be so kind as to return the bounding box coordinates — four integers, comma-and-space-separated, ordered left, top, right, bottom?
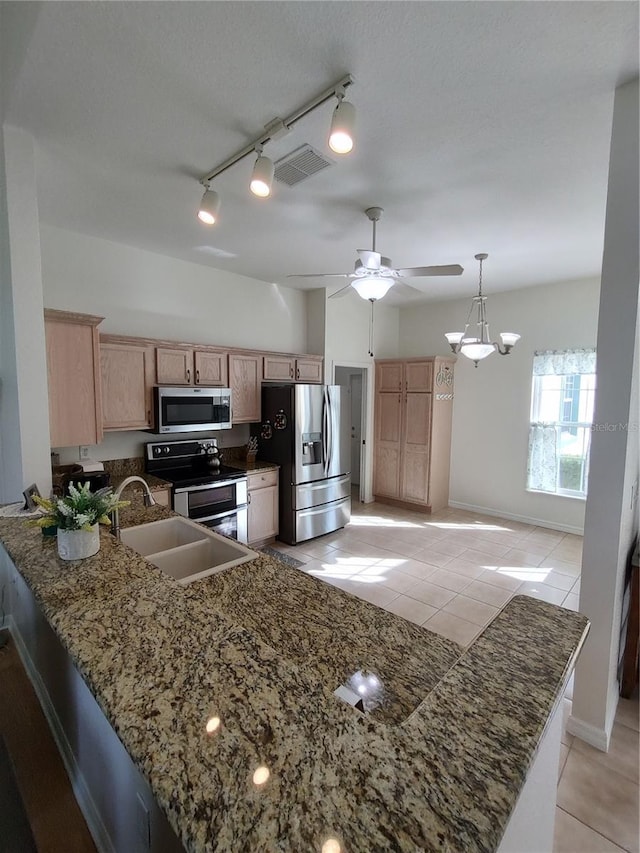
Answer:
328, 100, 355, 154
352, 277, 393, 301
250, 155, 274, 198
197, 189, 220, 225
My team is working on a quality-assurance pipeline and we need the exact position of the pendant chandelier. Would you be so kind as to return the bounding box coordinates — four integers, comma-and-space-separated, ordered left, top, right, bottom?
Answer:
445, 253, 520, 367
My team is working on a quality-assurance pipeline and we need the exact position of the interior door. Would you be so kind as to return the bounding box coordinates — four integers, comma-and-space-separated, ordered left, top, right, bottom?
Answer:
350, 373, 362, 485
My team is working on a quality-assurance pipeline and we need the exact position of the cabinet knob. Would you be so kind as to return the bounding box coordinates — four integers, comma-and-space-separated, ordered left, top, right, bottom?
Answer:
290, 367, 294, 378
196, 370, 200, 384
186, 368, 191, 383
248, 493, 252, 504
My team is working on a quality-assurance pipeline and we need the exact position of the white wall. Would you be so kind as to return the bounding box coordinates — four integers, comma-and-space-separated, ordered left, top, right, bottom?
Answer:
325, 292, 399, 378
570, 77, 639, 750
40, 224, 308, 352
0, 125, 52, 501
399, 276, 601, 532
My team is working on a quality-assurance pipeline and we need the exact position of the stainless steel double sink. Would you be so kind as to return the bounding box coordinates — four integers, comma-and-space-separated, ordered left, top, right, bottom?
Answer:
120, 517, 258, 585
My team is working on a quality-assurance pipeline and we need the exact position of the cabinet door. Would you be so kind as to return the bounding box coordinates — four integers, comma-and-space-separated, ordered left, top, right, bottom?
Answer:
263, 355, 295, 381
229, 354, 262, 423
401, 392, 432, 504
376, 361, 403, 392
295, 358, 323, 383
194, 351, 228, 386
101, 343, 154, 430
405, 361, 433, 392
373, 392, 403, 498
247, 470, 279, 543
45, 311, 103, 447
156, 348, 193, 385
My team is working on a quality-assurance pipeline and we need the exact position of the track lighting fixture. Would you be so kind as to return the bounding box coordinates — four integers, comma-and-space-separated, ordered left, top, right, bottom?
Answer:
197, 187, 221, 225
249, 148, 274, 198
328, 89, 356, 154
197, 74, 354, 224
445, 254, 520, 367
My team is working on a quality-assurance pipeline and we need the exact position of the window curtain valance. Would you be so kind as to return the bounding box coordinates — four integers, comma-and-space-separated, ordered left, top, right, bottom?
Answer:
532, 348, 596, 376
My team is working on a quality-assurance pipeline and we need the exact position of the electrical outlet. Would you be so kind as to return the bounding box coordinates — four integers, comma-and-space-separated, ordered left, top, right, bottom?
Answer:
79, 446, 90, 460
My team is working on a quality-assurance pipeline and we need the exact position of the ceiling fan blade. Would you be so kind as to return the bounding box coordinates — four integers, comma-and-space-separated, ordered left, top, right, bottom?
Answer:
391, 281, 427, 297
396, 264, 464, 277
356, 250, 381, 270
328, 282, 355, 299
286, 273, 350, 279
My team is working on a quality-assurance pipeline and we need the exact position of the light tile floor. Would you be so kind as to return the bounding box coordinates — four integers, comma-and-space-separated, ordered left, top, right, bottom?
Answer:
270, 496, 639, 852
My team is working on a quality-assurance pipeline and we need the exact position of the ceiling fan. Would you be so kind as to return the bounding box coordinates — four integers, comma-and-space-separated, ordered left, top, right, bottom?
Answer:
287, 206, 464, 302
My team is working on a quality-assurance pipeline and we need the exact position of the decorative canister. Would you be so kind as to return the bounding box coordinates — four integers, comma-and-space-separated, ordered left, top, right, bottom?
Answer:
57, 524, 100, 561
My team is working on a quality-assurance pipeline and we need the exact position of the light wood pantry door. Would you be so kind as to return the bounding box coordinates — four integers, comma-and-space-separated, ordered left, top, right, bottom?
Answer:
401, 390, 432, 504
194, 351, 228, 386
376, 361, 403, 393
101, 342, 155, 430
229, 353, 262, 423
373, 389, 403, 498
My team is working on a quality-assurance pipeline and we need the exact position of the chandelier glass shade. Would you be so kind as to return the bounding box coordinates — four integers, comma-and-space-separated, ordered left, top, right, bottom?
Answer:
445, 254, 520, 366
351, 276, 394, 301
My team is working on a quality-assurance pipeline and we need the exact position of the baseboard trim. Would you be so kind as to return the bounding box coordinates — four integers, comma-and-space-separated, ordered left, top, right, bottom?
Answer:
566, 713, 611, 751
448, 501, 584, 536
8, 618, 114, 853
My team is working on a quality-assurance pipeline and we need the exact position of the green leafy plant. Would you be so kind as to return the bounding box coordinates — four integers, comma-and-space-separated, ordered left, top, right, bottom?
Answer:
30, 482, 129, 531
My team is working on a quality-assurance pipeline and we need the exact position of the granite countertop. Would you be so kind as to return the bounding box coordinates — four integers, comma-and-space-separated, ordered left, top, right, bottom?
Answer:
0, 504, 589, 853
225, 460, 279, 475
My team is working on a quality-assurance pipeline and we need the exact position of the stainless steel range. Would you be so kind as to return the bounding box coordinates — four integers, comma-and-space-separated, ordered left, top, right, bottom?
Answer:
145, 439, 249, 543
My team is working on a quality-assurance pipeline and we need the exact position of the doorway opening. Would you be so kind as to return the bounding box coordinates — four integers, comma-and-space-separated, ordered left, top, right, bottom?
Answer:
333, 363, 372, 504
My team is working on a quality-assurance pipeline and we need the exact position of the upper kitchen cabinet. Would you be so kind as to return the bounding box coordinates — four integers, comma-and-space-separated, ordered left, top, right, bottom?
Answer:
294, 357, 323, 383
100, 337, 155, 431
45, 309, 104, 447
263, 355, 323, 384
229, 353, 262, 423
194, 351, 228, 387
156, 347, 228, 387
373, 357, 455, 512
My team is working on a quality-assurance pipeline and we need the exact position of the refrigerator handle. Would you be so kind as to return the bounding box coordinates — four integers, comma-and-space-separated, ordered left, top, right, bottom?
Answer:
326, 386, 334, 475
321, 387, 328, 475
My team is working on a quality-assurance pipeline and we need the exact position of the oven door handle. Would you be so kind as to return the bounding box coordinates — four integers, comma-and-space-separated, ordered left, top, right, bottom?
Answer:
192, 507, 246, 523
174, 478, 245, 494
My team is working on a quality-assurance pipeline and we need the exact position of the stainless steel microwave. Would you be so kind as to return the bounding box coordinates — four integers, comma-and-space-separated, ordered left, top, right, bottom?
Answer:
153, 387, 232, 433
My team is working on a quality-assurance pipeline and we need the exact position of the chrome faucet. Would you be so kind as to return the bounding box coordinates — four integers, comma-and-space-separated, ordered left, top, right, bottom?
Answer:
110, 476, 156, 540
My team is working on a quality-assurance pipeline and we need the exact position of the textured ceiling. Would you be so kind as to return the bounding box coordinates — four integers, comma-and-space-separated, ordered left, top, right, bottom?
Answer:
3, 1, 638, 304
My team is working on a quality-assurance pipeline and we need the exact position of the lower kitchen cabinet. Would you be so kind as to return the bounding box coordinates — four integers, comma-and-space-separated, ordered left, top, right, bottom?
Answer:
247, 469, 279, 545
100, 340, 155, 430
151, 487, 171, 507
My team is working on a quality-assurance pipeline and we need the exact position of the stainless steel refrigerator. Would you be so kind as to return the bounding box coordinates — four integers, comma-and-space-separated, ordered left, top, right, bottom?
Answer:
258, 384, 351, 545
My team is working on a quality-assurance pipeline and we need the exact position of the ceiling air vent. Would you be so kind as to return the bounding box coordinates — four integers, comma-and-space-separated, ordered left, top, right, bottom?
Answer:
273, 144, 333, 187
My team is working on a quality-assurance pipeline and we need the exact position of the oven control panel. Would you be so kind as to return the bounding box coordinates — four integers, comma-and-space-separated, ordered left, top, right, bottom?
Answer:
146, 438, 218, 461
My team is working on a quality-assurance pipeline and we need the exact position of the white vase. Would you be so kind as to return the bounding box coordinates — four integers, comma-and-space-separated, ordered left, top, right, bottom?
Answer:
57, 524, 100, 561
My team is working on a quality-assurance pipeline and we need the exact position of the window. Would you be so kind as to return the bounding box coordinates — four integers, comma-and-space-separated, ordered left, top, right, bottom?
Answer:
527, 349, 596, 497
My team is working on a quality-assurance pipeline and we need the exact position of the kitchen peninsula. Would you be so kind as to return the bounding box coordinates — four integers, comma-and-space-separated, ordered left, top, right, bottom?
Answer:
0, 503, 589, 853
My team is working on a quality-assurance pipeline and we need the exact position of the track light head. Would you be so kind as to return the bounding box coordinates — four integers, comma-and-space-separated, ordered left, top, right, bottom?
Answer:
250, 154, 275, 198
329, 98, 355, 154
197, 188, 220, 225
